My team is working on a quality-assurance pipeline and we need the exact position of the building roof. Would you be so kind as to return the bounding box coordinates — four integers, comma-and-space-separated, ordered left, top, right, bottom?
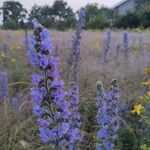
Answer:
112, 0, 130, 9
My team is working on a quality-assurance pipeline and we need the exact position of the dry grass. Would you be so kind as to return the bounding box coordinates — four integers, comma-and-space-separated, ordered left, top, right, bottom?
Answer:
0, 29, 150, 149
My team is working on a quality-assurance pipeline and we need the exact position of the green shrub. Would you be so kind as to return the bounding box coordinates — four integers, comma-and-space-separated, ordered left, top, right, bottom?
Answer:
3, 19, 20, 30
114, 12, 140, 29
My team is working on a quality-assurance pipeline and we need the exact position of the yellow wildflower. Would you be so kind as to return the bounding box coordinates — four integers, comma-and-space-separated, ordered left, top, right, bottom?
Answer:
131, 104, 144, 115
0, 52, 6, 59
147, 91, 150, 97
11, 58, 16, 62
145, 67, 150, 75
138, 96, 144, 100
141, 80, 150, 86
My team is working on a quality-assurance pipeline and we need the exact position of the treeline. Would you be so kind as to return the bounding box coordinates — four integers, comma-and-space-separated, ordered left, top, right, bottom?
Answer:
114, 0, 150, 29
1, 0, 112, 30
1, 0, 150, 30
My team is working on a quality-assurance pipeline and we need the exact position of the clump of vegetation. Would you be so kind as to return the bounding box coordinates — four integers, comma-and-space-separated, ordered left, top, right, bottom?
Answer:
0, 2, 150, 148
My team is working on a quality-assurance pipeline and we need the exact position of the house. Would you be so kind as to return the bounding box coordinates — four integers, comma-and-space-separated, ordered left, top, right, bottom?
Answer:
0, 8, 3, 26
112, 0, 136, 16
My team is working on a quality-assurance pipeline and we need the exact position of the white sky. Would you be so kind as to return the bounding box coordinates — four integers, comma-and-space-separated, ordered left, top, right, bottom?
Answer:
0, 0, 122, 12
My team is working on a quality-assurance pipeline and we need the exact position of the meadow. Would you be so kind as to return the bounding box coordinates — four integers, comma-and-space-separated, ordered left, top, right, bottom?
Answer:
0, 25, 150, 150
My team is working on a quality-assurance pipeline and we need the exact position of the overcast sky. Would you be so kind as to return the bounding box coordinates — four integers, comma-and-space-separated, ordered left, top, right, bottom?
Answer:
0, 0, 122, 12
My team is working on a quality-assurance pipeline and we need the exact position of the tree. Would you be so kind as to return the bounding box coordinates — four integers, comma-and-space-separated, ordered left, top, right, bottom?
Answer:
135, 0, 150, 9
52, 0, 75, 30
29, 1, 75, 30
52, 0, 73, 19
29, 5, 55, 28
114, 12, 140, 28
41, 5, 53, 19
135, 0, 150, 28
113, 0, 150, 28
29, 5, 42, 20
84, 4, 110, 29
3, 1, 27, 29
40, 5, 55, 28
84, 4, 100, 24
139, 5, 150, 28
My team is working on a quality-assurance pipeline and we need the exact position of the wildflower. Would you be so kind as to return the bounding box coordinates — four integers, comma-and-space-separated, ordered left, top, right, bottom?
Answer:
147, 92, 150, 97
115, 44, 120, 66
141, 80, 150, 86
0, 52, 6, 59
54, 45, 59, 57
27, 19, 71, 149
141, 80, 150, 89
66, 9, 85, 148
0, 43, 9, 69
144, 67, 150, 75
123, 31, 130, 64
138, 95, 144, 99
11, 58, 16, 63
12, 94, 22, 118
102, 29, 112, 64
131, 104, 144, 115
96, 79, 119, 150
67, 9, 85, 83
0, 71, 8, 99
67, 82, 83, 148
2, 42, 9, 54
12, 94, 21, 111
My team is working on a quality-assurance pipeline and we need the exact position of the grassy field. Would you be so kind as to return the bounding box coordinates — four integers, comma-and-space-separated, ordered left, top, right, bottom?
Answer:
0, 29, 150, 149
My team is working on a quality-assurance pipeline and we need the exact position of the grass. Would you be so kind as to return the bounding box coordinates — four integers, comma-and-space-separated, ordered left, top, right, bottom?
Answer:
0, 29, 150, 149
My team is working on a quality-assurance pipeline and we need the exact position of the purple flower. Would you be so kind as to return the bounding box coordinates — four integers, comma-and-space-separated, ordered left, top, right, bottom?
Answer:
67, 9, 85, 84
96, 144, 103, 150
66, 10, 85, 148
51, 79, 64, 89
28, 18, 72, 148
52, 91, 66, 101
27, 48, 39, 66
67, 83, 83, 147
41, 37, 53, 52
115, 44, 121, 66
96, 79, 119, 150
39, 127, 57, 143
32, 18, 41, 28
123, 31, 130, 64
27, 35, 36, 50
39, 56, 49, 69
58, 122, 70, 138
31, 87, 46, 107
49, 68, 59, 79
12, 94, 21, 111
39, 128, 50, 143
33, 105, 44, 116
0, 71, 8, 99
0, 42, 9, 69
97, 128, 107, 138
102, 29, 112, 64
40, 28, 50, 40
49, 57, 60, 67
32, 74, 43, 85
37, 118, 50, 128
69, 128, 81, 142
